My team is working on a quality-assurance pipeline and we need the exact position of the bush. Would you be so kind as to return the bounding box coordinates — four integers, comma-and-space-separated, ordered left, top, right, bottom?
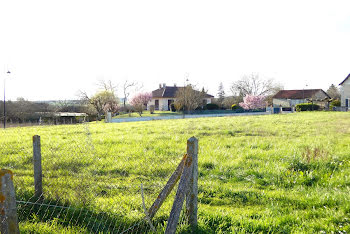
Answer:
330, 99, 341, 110
170, 103, 176, 112
231, 104, 239, 110
295, 103, 320, 111
206, 103, 219, 110
149, 105, 155, 114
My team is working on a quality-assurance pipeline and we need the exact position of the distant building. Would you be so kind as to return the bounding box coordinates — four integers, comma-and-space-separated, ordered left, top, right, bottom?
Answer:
339, 74, 350, 108
36, 112, 87, 124
148, 84, 214, 111
272, 89, 330, 108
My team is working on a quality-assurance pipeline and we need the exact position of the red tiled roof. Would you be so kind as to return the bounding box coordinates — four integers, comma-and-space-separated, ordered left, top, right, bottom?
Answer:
273, 89, 330, 99
339, 74, 350, 85
152, 86, 214, 98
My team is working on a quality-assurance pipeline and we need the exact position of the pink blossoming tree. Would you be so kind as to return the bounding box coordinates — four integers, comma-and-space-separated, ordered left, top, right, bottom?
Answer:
239, 95, 267, 110
103, 103, 119, 114
130, 92, 152, 116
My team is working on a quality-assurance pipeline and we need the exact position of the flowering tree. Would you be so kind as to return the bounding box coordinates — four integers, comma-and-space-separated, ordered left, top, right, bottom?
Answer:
130, 92, 152, 116
103, 102, 119, 114
239, 95, 266, 110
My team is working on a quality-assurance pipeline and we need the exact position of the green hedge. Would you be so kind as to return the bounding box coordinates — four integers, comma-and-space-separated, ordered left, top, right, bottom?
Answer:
330, 99, 341, 110
296, 103, 320, 111
206, 103, 219, 110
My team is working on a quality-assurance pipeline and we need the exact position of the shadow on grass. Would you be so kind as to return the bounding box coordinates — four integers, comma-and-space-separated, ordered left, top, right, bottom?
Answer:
16, 196, 155, 233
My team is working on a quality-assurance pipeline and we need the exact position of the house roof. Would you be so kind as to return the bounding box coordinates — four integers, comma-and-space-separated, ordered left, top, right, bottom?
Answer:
273, 89, 330, 99
152, 86, 214, 98
339, 74, 350, 85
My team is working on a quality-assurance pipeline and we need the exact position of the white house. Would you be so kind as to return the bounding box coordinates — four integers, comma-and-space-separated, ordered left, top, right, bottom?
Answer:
339, 74, 350, 108
272, 89, 330, 108
147, 84, 213, 111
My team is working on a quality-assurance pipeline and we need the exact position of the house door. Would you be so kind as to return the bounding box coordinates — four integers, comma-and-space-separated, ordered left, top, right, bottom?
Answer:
168, 100, 174, 111
155, 100, 159, 110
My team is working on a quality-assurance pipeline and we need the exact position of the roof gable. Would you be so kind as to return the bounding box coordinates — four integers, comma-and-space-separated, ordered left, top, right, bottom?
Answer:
339, 74, 350, 85
273, 89, 330, 99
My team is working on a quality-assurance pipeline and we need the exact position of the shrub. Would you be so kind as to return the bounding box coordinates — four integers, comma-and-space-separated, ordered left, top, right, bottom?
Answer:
239, 95, 266, 110
170, 103, 176, 112
231, 104, 244, 112
206, 103, 219, 110
330, 99, 341, 110
149, 105, 155, 114
295, 103, 320, 111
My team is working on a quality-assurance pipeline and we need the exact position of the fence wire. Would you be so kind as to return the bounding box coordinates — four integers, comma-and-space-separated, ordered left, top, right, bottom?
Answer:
0, 121, 192, 233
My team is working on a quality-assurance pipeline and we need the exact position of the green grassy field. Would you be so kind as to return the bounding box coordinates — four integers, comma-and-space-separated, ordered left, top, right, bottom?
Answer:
1, 112, 350, 233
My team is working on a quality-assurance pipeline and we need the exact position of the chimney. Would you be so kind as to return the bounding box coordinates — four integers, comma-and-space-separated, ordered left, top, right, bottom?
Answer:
163, 83, 166, 88
159, 84, 162, 89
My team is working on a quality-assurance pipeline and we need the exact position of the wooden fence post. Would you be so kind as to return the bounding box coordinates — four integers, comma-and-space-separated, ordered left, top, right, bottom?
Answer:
33, 135, 43, 198
148, 155, 186, 219
185, 137, 198, 229
165, 154, 193, 234
0, 169, 20, 234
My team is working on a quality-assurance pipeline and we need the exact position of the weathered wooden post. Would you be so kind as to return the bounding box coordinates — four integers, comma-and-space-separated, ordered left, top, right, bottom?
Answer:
185, 137, 198, 229
33, 135, 43, 198
0, 169, 20, 234
165, 137, 198, 234
165, 154, 193, 234
148, 155, 186, 219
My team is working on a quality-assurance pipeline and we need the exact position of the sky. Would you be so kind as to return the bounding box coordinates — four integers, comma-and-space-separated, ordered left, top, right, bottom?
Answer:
0, 0, 349, 101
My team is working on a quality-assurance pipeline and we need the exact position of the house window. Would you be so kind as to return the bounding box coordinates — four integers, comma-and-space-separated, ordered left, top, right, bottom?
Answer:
346, 99, 349, 108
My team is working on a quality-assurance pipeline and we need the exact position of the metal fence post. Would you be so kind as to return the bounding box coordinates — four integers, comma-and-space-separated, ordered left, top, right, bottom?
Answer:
0, 169, 20, 234
33, 135, 43, 198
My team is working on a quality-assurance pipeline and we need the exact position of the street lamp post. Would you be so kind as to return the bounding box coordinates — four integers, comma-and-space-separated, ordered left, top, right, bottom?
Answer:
183, 73, 189, 118
3, 70, 10, 129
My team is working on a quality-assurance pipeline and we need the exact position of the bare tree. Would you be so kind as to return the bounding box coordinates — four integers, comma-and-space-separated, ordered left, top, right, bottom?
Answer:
122, 80, 138, 109
98, 79, 118, 95
174, 85, 204, 113
230, 73, 283, 97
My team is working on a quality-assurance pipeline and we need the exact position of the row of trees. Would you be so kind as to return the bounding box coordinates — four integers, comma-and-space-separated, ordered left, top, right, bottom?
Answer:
214, 74, 283, 110
2, 75, 342, 122
215, 74, 342, 110
82, 74, 342, 116
0, 98, 90, 123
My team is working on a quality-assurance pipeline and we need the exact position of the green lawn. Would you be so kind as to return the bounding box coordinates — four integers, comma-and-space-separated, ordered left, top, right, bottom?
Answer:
1, 112, 350, 233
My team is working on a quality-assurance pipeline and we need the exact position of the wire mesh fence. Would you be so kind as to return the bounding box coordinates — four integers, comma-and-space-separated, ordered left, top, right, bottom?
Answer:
0, 121, 197, 233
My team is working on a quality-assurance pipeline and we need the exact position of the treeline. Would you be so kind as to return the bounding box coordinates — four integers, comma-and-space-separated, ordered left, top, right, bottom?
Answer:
0, 98, 89, 123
